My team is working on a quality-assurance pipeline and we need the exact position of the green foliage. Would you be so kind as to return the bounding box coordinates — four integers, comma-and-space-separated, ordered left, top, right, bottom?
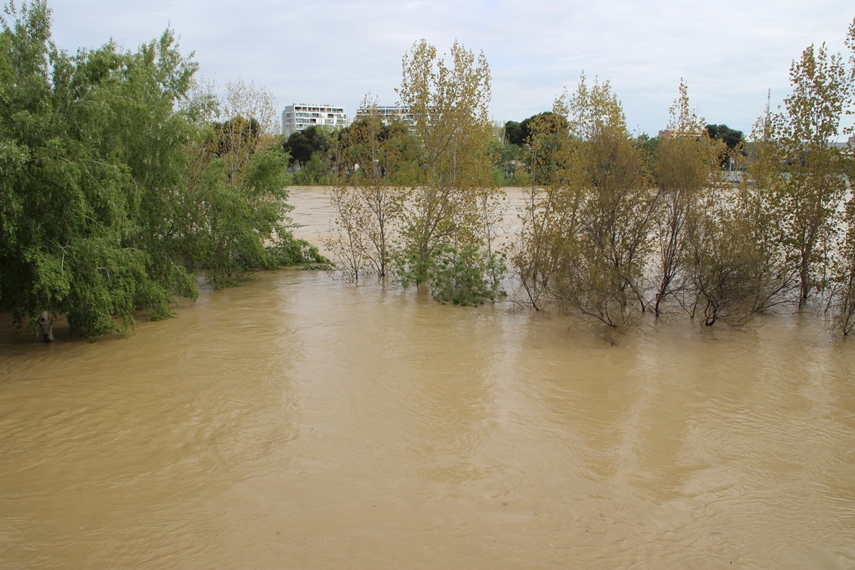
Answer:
194, 147, 293, 287
294, 151, 333, 185
504, 112, 565, 147
394, 39, 499, 287
425, 244, 505, 306
489, 138, 525, 185
0, 1, 191, 335
491, 167, 510, 186
396, 241, 506, 306
283, 125, 332, 167
504, 120, 525, 145
706, 124, 744, 151
268, 234, 330, 269
336, 117, 423, 186
282, 126, 347, 186
0, 1, 313, 338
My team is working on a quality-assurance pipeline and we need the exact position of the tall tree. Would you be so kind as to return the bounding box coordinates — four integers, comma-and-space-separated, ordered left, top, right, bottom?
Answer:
757, 39, 851, 308
0, 1, 317, 340
652, 80, 723, 316
0, 1, 193, 337
510, 96, 582, 311
550, 76, 657, 328
394, 39, 502, 301
325, 97, 408, 282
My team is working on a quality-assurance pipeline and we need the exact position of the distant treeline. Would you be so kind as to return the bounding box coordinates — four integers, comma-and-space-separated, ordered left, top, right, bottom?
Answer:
0, 1, 324, 340
282, 112, 747, 189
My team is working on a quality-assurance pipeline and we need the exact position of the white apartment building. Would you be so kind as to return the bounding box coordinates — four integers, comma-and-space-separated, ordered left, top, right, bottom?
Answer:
355, 105, 415, 129
281, 103, 348, 138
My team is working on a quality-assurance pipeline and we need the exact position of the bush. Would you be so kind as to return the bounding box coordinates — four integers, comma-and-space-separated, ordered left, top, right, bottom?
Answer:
426, 244, 506, 306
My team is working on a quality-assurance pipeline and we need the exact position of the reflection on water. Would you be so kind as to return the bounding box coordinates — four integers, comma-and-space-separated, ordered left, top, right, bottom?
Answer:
1, 188, 854, 569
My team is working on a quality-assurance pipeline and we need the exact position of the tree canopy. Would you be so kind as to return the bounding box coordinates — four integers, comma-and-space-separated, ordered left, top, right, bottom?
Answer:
706, 124, 744, 151
504, 111, 567, 146
0, 1, 322, 339
283, 125, 331, 166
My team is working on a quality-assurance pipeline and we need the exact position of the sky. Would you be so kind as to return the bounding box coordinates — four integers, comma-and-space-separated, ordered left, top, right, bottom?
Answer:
33, 0, 855, 137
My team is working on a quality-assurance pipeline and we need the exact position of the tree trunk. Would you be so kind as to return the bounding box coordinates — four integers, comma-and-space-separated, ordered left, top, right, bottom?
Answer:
37, 310, 53, 343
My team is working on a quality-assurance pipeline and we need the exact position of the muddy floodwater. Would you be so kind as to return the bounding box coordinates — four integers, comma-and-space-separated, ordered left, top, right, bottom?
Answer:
1, 187, 854, 569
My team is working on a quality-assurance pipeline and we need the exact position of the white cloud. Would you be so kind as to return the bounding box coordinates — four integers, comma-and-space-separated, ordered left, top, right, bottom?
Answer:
42, 0, 855, 135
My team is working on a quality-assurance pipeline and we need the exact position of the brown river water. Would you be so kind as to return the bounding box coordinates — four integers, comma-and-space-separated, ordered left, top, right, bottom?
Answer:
1, 187, 854, 569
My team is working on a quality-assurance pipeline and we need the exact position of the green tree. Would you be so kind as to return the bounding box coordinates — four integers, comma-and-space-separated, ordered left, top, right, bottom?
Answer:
185, 79, 308, 287
756, 38, 851, 308
284, 125, 333, 169
551, 76, 657, 328
651, 80, 724, 317
510, 96, 583, 311
706, 123, 744, 167
0, 1, 318, 340
489, 137, 524, 185
0, 2, 194, 337
504, 120, 524, 146
394, 39, 504, 298
504, 112, 564, 147
325, 98, 408, 282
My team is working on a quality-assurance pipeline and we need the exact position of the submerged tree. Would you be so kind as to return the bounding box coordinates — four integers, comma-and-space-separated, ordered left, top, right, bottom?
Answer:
830, 17, 855, 335
0, 1, 197, 337
324, 183, 371, 283
325, 97, 409, 282
551, 76, 657, 327
511, 76, 658, 327
187, 79, 300, 287
683, 187, 762, 326
759, 38, 851, 308
833, 197, 855, 336
0, 1, 318, 340
510, 96, 582, 311
394, 39, 505, 301
651, 80, 724, 317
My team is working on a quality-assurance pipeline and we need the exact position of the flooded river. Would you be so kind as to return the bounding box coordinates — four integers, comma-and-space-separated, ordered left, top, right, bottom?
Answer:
1, 188, 854, 568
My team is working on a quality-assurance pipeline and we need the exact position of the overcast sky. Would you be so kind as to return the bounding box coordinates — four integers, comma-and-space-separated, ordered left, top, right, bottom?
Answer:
39, 0, 855, 136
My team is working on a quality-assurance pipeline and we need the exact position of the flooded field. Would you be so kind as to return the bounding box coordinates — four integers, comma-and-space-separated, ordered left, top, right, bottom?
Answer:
1, 187, 854, 569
